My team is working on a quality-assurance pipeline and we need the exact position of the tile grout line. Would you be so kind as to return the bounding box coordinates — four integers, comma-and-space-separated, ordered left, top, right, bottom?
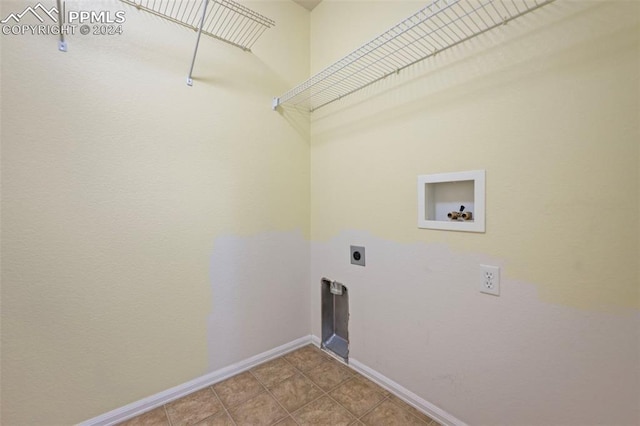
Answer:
247, 368, 297, 426
317, 347, 436, 425
271, 352, 345, 425
325, 393, 362, 424
286, 353, 366, 424
245, 346, 319, 425
312, 349, 378, 422
162, 404, 173, 426
211, 373, 268, 424
289, 347, 399, 424
281, 353, 333, 425
386, 396, 435, 425
209, 386, 238, 426
355, 393, 391, 422
325, 375, 389, 423
283, 349, 352, 423
307, 350, 414, 424
351, 379, 433, 425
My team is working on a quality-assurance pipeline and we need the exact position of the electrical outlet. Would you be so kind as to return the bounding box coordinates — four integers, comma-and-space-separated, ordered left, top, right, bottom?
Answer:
350, 245, 365, 266
480, 265, 500, 296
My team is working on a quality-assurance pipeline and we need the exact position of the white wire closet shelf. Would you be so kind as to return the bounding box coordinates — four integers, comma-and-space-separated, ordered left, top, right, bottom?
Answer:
273, 0, 554, 112
120, 0, 275, 51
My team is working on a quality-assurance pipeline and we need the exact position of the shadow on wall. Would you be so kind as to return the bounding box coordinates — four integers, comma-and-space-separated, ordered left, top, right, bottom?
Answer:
277, 105, 311, 143
207, 230, 310, 371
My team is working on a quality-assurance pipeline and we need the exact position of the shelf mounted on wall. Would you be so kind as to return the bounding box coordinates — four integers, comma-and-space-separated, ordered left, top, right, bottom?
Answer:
272, 0, 554, 112
120, 0, 275, 85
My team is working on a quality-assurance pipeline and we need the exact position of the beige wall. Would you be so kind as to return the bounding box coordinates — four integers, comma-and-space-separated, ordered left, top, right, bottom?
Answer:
310, 0, 639, 424
0, 0, 310, 424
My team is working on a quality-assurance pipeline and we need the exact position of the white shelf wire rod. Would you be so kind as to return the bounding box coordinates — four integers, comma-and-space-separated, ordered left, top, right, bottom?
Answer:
273, 0, 554, 112
56, 0, 66, 51
187, 0, 209, 86
120, 0, 275, 51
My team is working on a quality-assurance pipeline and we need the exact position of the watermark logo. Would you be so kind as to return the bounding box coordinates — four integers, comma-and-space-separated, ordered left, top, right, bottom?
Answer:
1, 1, 126, 37
1, 3, 58, 24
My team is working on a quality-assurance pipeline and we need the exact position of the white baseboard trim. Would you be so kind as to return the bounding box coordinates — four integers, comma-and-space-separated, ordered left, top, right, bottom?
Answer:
349, 358, 467, 426
82, 335, 464, 426
311, 335, 466, 426
311, 335, 321, 346
79, 335, 312, 426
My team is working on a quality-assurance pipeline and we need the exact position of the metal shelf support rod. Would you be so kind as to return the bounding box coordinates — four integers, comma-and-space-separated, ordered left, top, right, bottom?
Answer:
57, 0, 67, 52
187, 0, 210, 86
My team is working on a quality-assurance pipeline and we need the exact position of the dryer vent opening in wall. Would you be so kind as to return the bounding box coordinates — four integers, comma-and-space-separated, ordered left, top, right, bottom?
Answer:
321, 278, 349, 362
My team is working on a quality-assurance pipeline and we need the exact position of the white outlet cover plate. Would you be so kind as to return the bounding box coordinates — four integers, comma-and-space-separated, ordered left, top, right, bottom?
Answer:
480, 264, 500, 296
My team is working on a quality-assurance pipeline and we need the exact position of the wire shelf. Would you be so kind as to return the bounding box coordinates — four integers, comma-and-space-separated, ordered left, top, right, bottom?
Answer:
120, 0, 275, 51
273, 0, 554, 112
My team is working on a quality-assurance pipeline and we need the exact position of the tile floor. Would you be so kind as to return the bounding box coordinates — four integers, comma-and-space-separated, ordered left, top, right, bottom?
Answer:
119, 345, 441, 426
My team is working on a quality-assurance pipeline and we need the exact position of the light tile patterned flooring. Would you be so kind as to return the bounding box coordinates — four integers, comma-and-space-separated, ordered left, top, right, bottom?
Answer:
119, 345, 441, 426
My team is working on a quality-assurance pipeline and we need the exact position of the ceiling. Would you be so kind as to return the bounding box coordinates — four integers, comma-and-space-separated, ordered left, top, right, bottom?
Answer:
292, 0, 322, 11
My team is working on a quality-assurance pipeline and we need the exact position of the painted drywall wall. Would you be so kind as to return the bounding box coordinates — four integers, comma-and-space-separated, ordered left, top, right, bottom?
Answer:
310, 1, 639, 424
207, 231, 310, 371
0, 0, 310, 424
312, 231, 639, 425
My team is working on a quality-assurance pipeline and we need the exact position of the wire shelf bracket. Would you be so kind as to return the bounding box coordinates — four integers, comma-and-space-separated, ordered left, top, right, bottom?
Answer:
120, 0, 275, 85
56, 0, 67, 52
273, 0, 555, 112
